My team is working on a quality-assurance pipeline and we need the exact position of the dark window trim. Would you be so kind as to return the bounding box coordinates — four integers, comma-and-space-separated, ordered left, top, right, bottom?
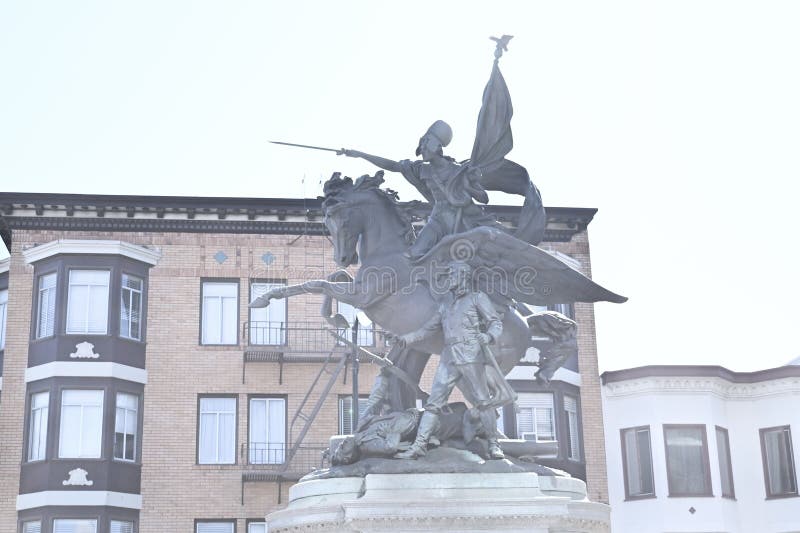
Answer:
64, 267, 113, 337
194, 518, 237, 532
248, 278, 288, 347
620, 425, 656, 501
196, 394, 239, 466
715, 425, 736, 499
31, 267, 59, 341
759, 425, 799, 499
112, 388, 144, 465
199, 278, 240, 346
663, 424, 714, 498
246, 394, 288, 465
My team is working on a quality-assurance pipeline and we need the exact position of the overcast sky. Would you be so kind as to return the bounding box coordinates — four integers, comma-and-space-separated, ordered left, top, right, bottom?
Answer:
1, 1, 799, 372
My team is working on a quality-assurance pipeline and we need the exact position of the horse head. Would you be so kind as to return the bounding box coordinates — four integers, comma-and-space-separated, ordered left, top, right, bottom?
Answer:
322, 171, 412, 267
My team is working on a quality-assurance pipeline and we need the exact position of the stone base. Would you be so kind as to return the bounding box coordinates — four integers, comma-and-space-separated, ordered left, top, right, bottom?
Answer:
265, 473, 610, 532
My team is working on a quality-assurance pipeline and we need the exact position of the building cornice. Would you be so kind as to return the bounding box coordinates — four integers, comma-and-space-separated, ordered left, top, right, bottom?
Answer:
0, 192, 597, 242
603, 374, 800, 400
601, 364, 800, 385
22, 239, 161, 265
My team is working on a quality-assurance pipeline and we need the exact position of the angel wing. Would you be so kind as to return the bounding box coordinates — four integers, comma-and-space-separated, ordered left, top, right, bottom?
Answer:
417, 227, 627, 306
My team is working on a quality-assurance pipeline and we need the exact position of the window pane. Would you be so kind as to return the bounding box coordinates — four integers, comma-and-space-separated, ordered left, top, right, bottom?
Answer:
716, 427, 735, 498
59, 390, 104, 458
28, 392, 49, 461
665, 426, 711, 495
0, 288, 7, 349
516, 393, 554, 441
201, 282, 237, 345
763, 427, 797, 496
66, 270, 110, 335
22, 520, 41, 533
120, 274, 143, 340
337, 301, 374, 346
53, 519, 97, 533
338, 396, 369, 435
110, 521, 134, 533
199, 397, 236, 464
250, 282, 287, 345
564, 396, 580, 460
622, 427, 654, 497
196, 522, 234, 533
249, 524, 266, 533
37, 273, 57, 338
114, 393, 138, 461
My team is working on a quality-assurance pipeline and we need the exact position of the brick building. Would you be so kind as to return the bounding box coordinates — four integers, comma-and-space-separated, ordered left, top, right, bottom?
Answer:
0, 192, 609, 533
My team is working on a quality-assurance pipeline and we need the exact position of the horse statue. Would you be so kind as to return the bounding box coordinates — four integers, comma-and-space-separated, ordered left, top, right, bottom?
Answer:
250, 171, 626, 413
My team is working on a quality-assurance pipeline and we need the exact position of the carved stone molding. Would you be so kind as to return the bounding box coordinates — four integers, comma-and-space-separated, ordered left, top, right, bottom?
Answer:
70, 342, 100, 359
62, 468, 94, 487
604, 375, 800, 400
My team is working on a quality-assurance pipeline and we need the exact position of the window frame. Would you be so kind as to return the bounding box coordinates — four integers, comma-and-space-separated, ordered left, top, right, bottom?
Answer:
109, 520, 136, 533
247, 394, 287, 465
620, 425, 656, 500
0, 286, 8, 350
26, 390, 50, 462
663, 423, 713, 498
65, 268, 112, 336
20, 520, 42, 533
199, 279, 240, 346
194, 519, 236, 533
52, 518, 99, 533
338, 394, 370, 435
759, 425, 799, 499
34, 270, 58, 340
119, 272, 144, 342
113, 391, 140, 463
514, 392, 556, 442
715, 425, 736, 499
58, 388, 105, 459
248, 278, 288, 346
197, 394, 238, 465
246, 520, 266, 533
563, 394, 581, 461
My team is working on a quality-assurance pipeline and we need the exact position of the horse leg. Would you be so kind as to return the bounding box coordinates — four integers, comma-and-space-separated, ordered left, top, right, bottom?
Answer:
320, 270, 354, 327
248, 279, 378, 309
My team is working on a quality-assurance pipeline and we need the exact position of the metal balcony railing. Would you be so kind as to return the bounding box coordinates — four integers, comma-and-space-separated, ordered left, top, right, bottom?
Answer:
240, 441, 329, 478
243, 320, 383, 354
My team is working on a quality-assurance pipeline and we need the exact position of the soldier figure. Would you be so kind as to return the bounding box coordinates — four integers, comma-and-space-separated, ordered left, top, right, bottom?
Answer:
395, 261, 505, 459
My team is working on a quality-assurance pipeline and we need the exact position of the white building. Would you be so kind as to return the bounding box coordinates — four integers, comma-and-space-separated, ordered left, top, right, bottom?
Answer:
602, 363, 800, 533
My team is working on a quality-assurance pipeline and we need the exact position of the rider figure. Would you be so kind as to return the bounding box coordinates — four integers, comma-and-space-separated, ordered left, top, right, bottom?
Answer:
339, 120, 496, 260
394, 261, 505, 460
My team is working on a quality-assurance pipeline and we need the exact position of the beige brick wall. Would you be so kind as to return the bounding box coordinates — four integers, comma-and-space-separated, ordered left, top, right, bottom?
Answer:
0, 225, 609, 530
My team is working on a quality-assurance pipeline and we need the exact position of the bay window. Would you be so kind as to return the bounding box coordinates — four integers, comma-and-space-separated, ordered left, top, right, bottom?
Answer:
515, 393, 555, 441
664, 424, 712, 496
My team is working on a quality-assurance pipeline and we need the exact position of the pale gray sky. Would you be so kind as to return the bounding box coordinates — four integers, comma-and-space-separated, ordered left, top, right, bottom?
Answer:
1, 1, 799, 372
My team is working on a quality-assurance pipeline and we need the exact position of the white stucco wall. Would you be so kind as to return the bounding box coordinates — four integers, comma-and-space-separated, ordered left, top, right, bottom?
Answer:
602, 371, 800, 533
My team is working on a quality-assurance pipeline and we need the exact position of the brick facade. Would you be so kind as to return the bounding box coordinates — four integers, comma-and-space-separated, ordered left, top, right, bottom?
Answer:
0, 196, 610, 530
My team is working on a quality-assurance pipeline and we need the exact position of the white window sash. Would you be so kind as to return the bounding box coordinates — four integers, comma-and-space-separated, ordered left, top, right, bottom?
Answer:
199, 398, 236, 464
249, 282, 287, 345
248, 523, 266, 533
110, 520, 134, 533
201, 282, 238, 345
37, 273, 57, 338
66, 270, 110, 335
0, 288, 7, 349
120, 274, 143, 340
115, 393, 138, 461
22, 521, 42, 533
59, 390, 104, 459
196, 521, 234, 533
53, 519, 97, 533
28, 392, 49, 461
249, 398, 286, 464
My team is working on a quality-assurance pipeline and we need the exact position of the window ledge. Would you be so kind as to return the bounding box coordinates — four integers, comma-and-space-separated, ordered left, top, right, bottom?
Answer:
623, 494, 656, 501
765, 492, 799, 500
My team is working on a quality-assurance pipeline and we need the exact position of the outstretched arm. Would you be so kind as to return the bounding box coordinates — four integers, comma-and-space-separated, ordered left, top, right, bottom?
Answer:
399, 311, 443, 345
338, 149, 402, 173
